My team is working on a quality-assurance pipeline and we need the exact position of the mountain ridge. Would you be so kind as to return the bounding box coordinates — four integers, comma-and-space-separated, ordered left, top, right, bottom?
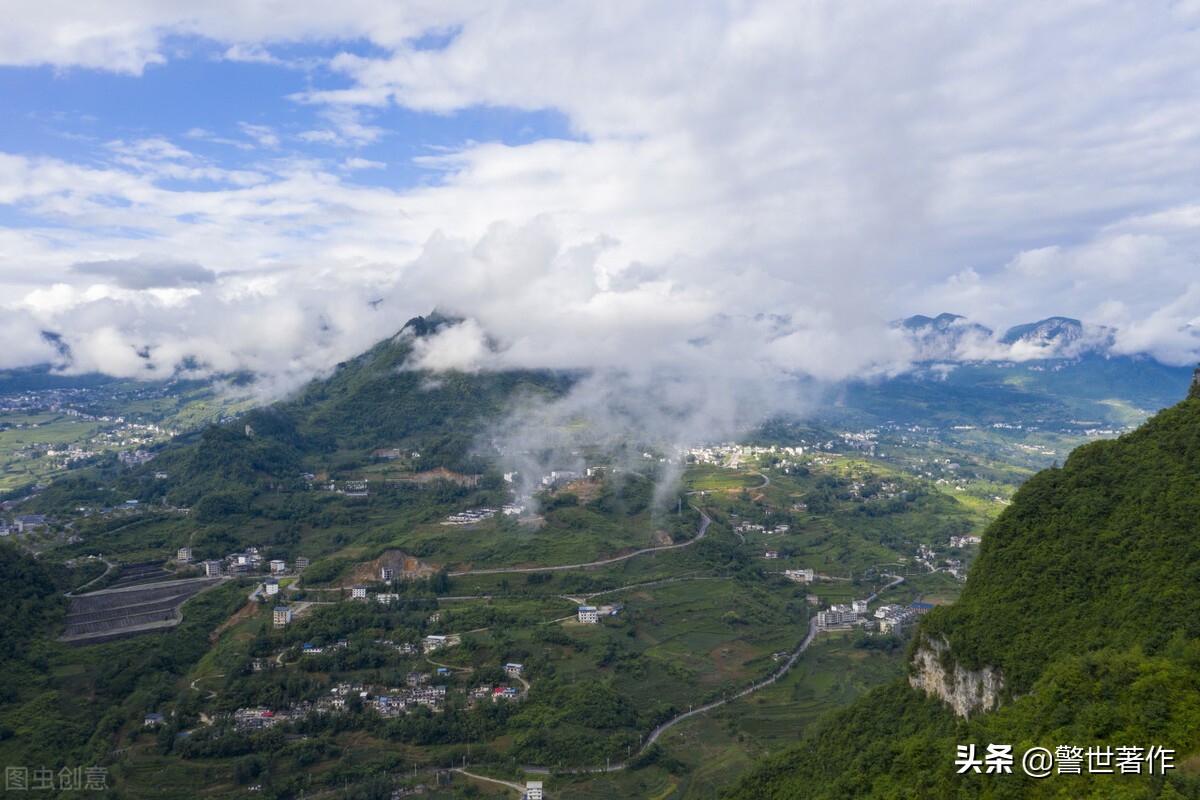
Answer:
726, 377, 1200, 798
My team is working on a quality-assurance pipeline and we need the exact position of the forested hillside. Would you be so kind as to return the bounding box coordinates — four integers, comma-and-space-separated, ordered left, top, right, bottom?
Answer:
726, 376, 1200, 798
25, 314, 575, 514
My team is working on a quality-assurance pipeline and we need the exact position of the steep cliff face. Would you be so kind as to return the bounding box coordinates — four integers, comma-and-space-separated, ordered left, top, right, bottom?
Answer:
908, 634, 1003, 719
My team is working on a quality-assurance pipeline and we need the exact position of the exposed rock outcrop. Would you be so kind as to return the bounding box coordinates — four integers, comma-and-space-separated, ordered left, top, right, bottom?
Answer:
908, 634, 1004, 719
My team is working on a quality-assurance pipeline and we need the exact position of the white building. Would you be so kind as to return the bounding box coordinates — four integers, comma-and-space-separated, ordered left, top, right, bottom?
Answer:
265, 579, 279, 596
578, 606, 599, 624
852, 599, 868, 614
273, 607, 292, 627
783, 568, 815, 583
875, 604, 901, 619
380, 566, 394, 581
816, 604, 859, 628
14, 515, 46, 533
176, 547, 193, 563
202, 560, 223, 577
270, 559, 286, 574
505, 663, 524, 676
525, 780, 544, 800
422, 635, 449, 653
351, 585, 367, 600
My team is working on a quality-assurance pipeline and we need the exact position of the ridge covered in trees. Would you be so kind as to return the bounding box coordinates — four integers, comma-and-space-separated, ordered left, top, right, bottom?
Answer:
726, 382, 1200, 798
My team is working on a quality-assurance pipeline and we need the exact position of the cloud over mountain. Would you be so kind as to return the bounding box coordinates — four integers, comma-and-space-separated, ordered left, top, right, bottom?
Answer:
0, 0, 1198, 399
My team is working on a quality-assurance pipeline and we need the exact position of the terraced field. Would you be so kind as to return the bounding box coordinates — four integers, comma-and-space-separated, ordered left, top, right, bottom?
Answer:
60, 577, 222, 644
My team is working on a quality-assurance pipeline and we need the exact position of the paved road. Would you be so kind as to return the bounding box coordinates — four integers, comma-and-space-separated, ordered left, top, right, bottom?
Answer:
65, 558, 116, 596
448, 505, 711, 577
520, 573, 906, 776
451, 768, 526, 795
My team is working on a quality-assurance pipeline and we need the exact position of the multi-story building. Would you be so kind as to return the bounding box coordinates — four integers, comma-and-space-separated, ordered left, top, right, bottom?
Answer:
816, 604, 859, 628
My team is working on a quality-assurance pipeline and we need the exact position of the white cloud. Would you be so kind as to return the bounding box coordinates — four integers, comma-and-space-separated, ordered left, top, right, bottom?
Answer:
239, 123, 280, 149
222, 42, 281, 65
342, 157, 385, 170
0, 0, 1197, 410
405, 318, 490, 372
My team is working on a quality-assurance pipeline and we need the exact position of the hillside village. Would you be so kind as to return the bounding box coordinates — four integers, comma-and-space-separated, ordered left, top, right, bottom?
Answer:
2, 368, 1135, 798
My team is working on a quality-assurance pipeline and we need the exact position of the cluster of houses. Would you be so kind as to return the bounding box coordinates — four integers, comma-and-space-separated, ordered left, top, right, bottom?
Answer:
470, 685, 523, 704
846, 479, 902, 501
347, 584, 413, 607
734, 521, 790, 536
217, 679, 519, 732
6, 416, 171, 470
0, 514, 48, 535
874, 602, 934, 634
912, 542, 970, 582
298, 639, 349, 655
234, 707, 281, 730
840, 431, 879, 456
684, 443, 807, 468
224, 673, 465, 729
815, 600, 934, 634
193, 546, 309, 579
354, 681, 448, 716
441, 507, 498, 526
117, 449, 155, 467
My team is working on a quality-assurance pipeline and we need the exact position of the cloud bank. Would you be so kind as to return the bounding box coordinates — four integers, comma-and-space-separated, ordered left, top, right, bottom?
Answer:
1, 1, 1198, 411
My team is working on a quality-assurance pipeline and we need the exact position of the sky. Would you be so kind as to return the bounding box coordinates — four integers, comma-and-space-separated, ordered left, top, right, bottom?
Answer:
2, 1, 1200, 401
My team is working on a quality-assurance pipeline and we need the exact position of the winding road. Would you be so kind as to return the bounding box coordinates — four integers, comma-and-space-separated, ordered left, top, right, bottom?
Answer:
448, 505, 712, 577
519, 573, 906, 776
65, 557, 116, 596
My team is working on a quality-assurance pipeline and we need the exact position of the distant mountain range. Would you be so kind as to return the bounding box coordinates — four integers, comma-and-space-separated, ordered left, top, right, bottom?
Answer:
896, 313, 1122, 363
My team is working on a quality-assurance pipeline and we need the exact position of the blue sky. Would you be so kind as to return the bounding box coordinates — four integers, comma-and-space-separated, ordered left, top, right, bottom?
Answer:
1, 1, 1199, 396
1, 40, 575, 192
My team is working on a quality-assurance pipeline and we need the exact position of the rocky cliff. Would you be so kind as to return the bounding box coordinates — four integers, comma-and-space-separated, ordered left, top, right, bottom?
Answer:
908, 633, 1004, 719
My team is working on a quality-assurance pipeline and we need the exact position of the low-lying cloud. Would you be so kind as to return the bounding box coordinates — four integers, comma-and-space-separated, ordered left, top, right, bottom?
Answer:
0, 1, 1198, 455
